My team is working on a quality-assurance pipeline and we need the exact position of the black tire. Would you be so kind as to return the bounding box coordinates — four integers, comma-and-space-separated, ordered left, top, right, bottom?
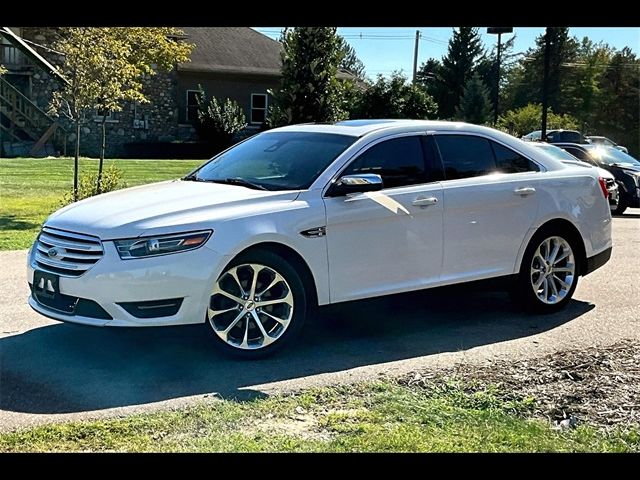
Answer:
512, 226, 580, 313
206, 249, 307, 359
612, 196, 627, 216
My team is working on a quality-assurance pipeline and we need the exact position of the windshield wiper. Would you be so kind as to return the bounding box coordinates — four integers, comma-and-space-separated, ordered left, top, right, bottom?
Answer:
183, 173, 203, 181
208, 177, 268, 191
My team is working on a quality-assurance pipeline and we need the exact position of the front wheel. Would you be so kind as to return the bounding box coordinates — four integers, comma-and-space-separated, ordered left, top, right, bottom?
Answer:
206, 250, 307, 359
513, 231, 579, 313
612, 195, 627, 216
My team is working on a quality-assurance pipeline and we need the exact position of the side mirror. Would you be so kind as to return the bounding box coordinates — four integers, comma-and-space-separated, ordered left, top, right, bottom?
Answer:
327, 174, 383, 197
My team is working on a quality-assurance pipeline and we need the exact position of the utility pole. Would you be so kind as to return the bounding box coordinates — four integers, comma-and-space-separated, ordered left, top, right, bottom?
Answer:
487, 27, 513, 126
541, 27, 552, 142
412, 30, 420, 84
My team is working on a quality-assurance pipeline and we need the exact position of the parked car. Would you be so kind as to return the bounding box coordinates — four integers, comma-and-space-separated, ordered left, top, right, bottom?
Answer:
554, 143, 640, 215
585, 136, 628, 154
27, 120, 613, 358
522, 129, 585, 144
531, 143, 619, 212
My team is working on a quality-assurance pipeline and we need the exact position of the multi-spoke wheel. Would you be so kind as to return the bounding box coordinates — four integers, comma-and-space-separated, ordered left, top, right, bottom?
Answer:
514, 229, 581, 312
206, 250, 307, 358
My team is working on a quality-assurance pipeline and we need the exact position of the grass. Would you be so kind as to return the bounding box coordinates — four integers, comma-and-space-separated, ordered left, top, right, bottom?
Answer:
1, 380, 637, 452
0, 157, 203, 250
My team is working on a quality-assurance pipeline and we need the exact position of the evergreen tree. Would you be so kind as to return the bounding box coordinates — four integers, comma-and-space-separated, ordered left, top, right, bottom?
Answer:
475, 35, 517, 117
337, 36, 366, 81
268, 27, 345, 126
434, 27, 485, 119
455, 73, 493, 124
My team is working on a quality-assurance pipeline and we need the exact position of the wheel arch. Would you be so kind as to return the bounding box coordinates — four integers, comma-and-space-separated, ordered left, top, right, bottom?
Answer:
517, 218, 588, 276
225, 241, 319, 309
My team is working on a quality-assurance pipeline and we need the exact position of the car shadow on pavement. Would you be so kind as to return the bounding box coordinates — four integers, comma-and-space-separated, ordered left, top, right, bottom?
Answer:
0, 287, 594, 414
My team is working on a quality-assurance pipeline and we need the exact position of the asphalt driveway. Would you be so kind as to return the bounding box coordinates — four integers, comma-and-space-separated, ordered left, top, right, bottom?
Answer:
1, 212, 639, 431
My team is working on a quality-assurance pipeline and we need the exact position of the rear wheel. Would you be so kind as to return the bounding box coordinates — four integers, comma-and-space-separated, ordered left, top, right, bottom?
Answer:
513, 230, 579, 313
206, 250, 307, 359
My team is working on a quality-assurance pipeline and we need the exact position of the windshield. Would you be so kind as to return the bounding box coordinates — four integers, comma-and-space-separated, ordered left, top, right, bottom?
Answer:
535, 144, 581, 162
588, 147, 640, 167
187, 132, 356, 191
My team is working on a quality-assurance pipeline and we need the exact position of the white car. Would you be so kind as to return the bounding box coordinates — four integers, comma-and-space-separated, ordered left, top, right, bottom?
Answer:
27, 120, 613, 358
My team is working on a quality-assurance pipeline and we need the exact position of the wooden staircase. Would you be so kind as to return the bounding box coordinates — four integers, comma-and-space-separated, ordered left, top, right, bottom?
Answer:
0, 76, 66, 157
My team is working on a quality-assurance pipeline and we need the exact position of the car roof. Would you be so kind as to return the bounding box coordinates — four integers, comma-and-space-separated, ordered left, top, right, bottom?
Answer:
553, 142, 596, 150
270, 119, 516, 137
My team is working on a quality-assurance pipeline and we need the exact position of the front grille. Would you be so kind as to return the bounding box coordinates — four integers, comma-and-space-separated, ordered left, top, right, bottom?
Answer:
34, 226, 103, 277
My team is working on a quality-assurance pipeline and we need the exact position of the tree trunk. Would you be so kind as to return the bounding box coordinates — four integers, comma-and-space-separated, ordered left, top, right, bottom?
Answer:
74, 120, 80, 202
97, 116, 107, 194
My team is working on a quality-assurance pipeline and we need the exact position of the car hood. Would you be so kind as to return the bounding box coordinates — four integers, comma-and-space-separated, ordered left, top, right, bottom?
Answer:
45, 180, 300, 240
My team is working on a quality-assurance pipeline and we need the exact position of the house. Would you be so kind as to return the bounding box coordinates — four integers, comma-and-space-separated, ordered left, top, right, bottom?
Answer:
0, 27, 283, 158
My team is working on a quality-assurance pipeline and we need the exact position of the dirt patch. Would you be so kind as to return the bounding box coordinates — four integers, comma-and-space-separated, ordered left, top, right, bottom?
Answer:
402, 340, 640, 431
245, 412, 332, 442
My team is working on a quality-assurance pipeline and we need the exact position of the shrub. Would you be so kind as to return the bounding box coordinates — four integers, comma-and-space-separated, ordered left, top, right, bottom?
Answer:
60, 163, 126, 206
497, 104, 579, 137
195, 89, 247, 149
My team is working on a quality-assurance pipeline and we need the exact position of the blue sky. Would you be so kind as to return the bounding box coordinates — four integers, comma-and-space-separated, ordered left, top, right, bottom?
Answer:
254, 27, 640, 80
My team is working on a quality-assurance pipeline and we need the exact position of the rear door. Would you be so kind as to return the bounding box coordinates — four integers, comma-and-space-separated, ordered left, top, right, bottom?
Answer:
434, 134, 542, 282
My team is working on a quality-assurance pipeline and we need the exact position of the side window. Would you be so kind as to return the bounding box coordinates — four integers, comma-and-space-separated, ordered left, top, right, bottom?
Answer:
565, 147, 589, 161
491, 142, 540, 173
342, 136, 427, 189
435, 135, 496, 180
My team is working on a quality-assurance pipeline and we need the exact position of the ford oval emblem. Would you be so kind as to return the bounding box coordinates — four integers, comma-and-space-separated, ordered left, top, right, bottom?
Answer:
47, 247, 61, 259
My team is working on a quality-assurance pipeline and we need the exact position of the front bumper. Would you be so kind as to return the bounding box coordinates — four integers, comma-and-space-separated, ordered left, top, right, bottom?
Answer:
27, 240, 230, 327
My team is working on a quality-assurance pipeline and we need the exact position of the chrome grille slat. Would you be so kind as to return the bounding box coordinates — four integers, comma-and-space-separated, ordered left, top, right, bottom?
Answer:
34, 227, 103, 277
39, 233, 102, 252
35, 243, 102, 260
42, 226, 101, 243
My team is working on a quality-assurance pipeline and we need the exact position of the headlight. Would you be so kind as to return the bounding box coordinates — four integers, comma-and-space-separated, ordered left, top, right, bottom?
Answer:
114, 230, 212, 259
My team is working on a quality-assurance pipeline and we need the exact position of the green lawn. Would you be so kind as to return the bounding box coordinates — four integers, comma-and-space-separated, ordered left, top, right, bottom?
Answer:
0, 157, 203, 250
1, 380, 637, 452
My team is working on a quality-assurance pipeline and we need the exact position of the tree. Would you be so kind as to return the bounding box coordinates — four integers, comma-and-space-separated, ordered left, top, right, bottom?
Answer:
91, 28, 192, 192
594, 47, 640, 156
501, 28, 578, 114
475, 35, 518, 116
50, 28, 193, 198
337, 36, 365, 81
427, 27, 485, 119
49, 28, 106, 201
497, 103, 579, 137
353, 72, 437, 119
455, 73, 493, 124
268, 27, 346, 126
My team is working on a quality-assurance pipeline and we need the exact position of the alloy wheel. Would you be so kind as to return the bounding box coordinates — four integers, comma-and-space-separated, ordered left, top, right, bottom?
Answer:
209, 263, 294, 350
530, 236, 576, 305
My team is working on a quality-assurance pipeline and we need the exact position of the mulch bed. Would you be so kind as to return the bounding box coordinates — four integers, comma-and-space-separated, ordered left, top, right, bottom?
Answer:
402, 340, 640, 431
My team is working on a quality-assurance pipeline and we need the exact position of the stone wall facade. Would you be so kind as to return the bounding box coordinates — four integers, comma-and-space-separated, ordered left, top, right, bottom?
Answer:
17, 28, 180, 158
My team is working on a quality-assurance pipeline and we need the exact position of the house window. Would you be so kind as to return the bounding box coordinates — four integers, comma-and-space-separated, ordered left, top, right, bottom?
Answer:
186, 90, 200, 124
251, 93, 268, 125
94, 110, 117, 122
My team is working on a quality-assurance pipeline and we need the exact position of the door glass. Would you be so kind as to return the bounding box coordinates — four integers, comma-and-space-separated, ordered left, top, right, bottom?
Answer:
342, 136, 427, 189
491, 142, 540, 173
435, 135, 496, 180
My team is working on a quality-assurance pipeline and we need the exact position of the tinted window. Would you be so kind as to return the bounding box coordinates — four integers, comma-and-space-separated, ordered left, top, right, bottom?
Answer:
435, 135, 496, 180
191, 132, 356, 191
563, 147, 590, 161
342, 136, 427, 189
491, 142, 539, 173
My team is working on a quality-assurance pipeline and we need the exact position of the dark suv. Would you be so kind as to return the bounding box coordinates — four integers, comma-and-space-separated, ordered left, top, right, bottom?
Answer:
555, 143, 640, 215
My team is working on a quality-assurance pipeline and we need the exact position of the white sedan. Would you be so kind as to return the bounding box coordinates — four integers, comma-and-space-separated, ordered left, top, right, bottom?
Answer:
27, 120, 613, 358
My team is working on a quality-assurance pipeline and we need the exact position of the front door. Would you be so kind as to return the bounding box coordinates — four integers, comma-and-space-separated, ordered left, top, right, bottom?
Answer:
323, 134, 444, 303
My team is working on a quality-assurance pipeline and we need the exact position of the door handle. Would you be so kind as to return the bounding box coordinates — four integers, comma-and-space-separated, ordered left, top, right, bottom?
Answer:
412, 196, 439, 206
514, 187, 536, 196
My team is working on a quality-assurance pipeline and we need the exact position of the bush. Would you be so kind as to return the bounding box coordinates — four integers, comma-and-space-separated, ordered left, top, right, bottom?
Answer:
195, 88, 247, 149
61, 163, 126, 206
352, 72, 437, 120
497, 104, 579, 137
